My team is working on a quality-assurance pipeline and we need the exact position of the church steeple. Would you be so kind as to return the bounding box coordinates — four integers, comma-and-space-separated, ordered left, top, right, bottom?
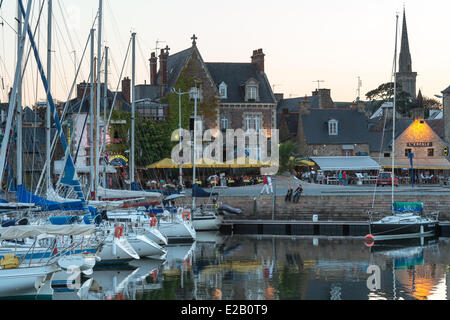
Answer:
399, 8, 412, 73
396, 7, 417, 99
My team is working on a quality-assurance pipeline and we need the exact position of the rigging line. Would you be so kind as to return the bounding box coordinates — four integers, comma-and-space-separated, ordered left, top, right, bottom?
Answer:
21, 0, 45, 85
34, 19, 97, 195
105, 0, 126, 52
52, 16, 72, 95
0, 15, 17, 34
99, 35, 132, 158
136, 35, 150, 82
56, 0, 83, 54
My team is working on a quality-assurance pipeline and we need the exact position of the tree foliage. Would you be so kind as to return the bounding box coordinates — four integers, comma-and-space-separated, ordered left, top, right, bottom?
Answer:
279, 141, 299, 173
365, 82, 415, 116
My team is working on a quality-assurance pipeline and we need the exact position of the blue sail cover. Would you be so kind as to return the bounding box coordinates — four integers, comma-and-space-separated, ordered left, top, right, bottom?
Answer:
192, 184, 212, 198
17, 185, 97, 214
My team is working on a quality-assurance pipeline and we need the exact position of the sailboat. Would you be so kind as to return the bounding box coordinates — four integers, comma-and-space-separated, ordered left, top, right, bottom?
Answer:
367, 14, 439, 242
0, 223, 99, 298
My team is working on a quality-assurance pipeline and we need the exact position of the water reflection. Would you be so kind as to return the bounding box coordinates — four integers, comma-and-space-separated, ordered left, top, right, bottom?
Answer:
49, 234, 450, 301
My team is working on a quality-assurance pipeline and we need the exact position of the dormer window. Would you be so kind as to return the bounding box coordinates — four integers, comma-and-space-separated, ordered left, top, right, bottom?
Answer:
245, 78, 259, 102
328, 119, 338, 136
219, 82, 228, 99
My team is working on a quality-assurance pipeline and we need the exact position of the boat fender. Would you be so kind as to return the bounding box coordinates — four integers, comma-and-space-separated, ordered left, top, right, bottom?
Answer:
114, 225, 124, 239
182, 210, 191, 221
0, 254, 20, 269
150, 217, 157, 227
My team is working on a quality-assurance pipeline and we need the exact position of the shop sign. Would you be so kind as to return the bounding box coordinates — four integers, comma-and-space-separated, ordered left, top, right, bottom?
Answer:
406, 142, 433, 148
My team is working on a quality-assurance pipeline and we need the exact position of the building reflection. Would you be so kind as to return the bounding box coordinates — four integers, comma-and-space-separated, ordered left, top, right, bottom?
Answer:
62, 235, 449, 301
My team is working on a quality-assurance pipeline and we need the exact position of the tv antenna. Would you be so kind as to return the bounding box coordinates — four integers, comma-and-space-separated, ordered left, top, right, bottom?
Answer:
154, 39, 166, 53
356, 76, 362, 101
313, 80, 325, 90
272, 84, 282, 92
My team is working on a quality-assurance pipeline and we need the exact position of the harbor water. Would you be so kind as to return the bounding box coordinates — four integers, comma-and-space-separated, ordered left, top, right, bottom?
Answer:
44, 233, 450, 301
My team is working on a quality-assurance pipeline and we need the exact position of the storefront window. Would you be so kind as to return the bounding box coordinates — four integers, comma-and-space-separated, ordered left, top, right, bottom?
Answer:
427, 148, 434, 157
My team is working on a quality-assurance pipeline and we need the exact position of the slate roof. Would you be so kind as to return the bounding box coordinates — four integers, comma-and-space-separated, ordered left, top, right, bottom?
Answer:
302, 109, 370, 145
442, 85, 450, 94
277, 96, 319, 113
23, 106, 44, 123
156, 47, 194, 97
426, 119, 444, 139
206, 62, 276, 104
65, 87, 130, 114
135, 84, 160, 101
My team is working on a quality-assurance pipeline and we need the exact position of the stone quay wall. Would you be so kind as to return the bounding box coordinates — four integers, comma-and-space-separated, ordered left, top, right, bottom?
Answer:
194, 194, 450, 222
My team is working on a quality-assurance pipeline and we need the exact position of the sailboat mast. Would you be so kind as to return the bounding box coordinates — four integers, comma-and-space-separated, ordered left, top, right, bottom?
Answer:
392, 13, 399, 211
192, 87, 198, 211
16, 1, 23, 187
130, 32, 136, 189
46, 0, 52, 193
95, 0, 102, 200
0, 0, 31, 189
89, 28, 95, 199
103, 46, 108, 188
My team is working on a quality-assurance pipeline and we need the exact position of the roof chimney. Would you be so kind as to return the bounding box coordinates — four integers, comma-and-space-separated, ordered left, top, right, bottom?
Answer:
251, 48, 265, 73
149, 52, 158, 86
122, 77, 131, 105
159, 47, 169, 96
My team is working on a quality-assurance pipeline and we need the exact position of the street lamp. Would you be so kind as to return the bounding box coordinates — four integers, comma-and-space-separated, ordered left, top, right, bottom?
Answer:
171, 88, 193, 190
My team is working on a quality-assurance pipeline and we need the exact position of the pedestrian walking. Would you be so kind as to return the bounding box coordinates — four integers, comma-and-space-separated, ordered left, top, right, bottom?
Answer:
285, 186, 293, 202
293, 184, 303, 203
260, 175, 270, 195
267, 176, 274, 194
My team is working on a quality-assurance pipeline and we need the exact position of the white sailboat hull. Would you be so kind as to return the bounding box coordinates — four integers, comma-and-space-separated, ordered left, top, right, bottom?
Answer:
158, 220, 196, 242
192, 214, 223, 231
0, 264, 58, 297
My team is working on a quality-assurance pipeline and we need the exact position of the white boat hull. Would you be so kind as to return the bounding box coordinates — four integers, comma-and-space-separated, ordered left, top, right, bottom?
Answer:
159, 220, 196, 242
192, 214, 223, 231
0, 264, 58, 297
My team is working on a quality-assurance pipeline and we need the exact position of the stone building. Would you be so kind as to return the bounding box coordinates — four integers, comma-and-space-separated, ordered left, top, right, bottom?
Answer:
442, 85, 450, 146
277, 91, 371, 157
136, 35, 277, 160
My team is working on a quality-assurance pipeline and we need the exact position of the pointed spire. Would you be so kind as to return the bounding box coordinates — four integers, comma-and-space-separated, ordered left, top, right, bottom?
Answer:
399, 7, 412, 73
416, 89, 423, 108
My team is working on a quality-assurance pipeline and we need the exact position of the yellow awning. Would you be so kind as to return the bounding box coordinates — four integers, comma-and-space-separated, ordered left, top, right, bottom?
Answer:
147, 157, 274, 169
146, 158, 193, 169
226, 157, 272, 168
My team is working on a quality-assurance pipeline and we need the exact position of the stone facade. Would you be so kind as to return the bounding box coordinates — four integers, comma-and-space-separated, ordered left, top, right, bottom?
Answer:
308, 143, 370, 157
220, 105, 273, 132
393, 120, 447, 160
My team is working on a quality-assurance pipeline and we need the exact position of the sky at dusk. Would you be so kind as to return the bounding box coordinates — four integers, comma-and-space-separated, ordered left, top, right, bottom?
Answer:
0, 0, 449, 106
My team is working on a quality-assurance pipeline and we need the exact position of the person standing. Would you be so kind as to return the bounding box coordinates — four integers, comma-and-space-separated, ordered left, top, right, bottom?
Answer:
267, 176, 274, 194
342, 171, 347, 186
260, 175, 270, 195
338, 171, 343, 185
